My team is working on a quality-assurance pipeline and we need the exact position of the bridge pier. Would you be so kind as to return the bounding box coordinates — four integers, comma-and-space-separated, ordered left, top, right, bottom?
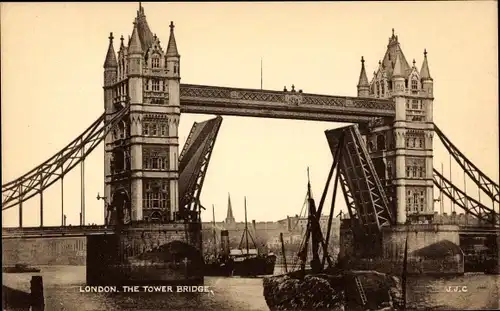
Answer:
86, 223, 203, 286
339, 222, 464, 275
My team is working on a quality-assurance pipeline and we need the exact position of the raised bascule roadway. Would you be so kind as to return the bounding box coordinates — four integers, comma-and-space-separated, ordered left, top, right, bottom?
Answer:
2, 4, 499, 284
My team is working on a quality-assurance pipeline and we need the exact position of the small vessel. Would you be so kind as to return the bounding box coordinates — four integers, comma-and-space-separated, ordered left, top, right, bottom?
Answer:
203, 205, 233, 277
2, 263, 41, 273
231, 197, 276, 277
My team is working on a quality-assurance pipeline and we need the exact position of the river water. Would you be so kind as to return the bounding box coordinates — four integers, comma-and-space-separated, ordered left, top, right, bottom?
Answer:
3, 265, 499, 311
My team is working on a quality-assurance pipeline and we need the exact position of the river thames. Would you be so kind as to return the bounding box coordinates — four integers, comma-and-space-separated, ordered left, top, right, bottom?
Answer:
3, 265, 499, 311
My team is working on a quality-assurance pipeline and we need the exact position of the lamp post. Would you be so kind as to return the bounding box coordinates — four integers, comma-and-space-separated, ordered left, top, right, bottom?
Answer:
97, 192, 110, 226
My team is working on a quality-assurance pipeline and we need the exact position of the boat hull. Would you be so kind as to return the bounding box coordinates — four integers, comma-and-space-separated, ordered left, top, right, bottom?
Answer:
233, 255, 277, 277
203, 261, 234, 277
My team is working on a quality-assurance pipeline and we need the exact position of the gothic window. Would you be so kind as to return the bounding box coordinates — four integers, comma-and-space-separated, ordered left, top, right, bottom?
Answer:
419, 138, 424, 148
143, 149, 169, 170
376, 82, 380, 97
143, 123, 149, 135
376, 134, 386, 151
411, 79, 418, 90
418, 167, 424, 178
143, 180, 170, 211
381, 82, 385, 96
388, 80, 393, 91
145, 80, 150, 91
407, 190, 412, 211
174, 64, 177, 74
112, 149, 125, 173
161, 124, 167, 136
118, 120, 127, 139
151, 124, 158, 136
411, 99, 419, 110
152, 80, 160, 91
125, 150, 131, 170
406, 158, 426, 179
152, 57, 160, 68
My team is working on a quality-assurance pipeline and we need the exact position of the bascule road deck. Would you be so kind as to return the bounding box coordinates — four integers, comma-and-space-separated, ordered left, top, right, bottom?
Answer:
179, 84, 395, 123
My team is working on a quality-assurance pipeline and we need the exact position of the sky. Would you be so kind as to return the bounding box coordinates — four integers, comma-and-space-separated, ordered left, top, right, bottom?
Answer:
1, 2, 498, 227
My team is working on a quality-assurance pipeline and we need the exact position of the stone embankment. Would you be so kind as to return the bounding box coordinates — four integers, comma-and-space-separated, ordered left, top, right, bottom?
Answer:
263, 270, 403, 311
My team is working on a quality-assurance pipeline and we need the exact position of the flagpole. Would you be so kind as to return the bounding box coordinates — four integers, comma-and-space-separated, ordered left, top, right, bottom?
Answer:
260, 58, 263, 90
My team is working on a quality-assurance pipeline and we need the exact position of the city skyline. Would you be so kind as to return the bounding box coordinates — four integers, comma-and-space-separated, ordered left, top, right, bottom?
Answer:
1, 2, 498, 226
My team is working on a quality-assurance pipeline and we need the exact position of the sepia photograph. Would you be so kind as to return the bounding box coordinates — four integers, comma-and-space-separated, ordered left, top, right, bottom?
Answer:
1, 2, 499, 311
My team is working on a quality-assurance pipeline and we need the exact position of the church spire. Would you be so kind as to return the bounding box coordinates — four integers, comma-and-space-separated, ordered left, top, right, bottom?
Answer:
226, 193, 235, 224
166, 21, 180, 57
103, 32, 118, 68
357, 56, 370, 97
128, 19, 143, 54
420, 49, 433, 81
357, 56, 369, 87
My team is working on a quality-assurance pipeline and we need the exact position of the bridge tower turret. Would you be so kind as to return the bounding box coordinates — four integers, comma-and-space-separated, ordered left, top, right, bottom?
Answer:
166, 21, 181, 220
420, 50, 435, 219
357, 56, 370, 97
103, 32, 118, 223
392, 53, 408, 225
103, 4, 182, 225
364, 29, 435, 226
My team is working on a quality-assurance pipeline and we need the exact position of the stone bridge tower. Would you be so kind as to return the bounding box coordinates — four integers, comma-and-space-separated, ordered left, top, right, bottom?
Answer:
357, 29, 435, 225
103, 4, 181, 225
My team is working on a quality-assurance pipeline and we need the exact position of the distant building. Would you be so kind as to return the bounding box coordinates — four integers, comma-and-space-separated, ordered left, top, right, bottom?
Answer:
201, 194, 341, 251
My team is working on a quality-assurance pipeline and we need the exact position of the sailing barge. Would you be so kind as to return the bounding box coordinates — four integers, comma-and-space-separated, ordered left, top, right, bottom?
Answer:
230, 197, 276, 277
262, 169, 405, 311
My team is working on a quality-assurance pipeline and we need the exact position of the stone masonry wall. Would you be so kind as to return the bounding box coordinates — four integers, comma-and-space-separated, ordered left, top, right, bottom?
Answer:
2, 236, 87, 266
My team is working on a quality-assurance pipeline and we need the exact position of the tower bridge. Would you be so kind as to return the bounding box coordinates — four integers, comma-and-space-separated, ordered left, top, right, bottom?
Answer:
2, 4, 499, 284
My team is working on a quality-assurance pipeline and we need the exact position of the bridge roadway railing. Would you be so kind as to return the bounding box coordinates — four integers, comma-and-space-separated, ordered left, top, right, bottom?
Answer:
1, 225, 114, 238
179, 84, 395, 123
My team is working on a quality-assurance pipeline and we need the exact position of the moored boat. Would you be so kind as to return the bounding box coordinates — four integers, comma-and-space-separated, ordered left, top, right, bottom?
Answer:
230, 197, 277, 277
3, 263, 41, 273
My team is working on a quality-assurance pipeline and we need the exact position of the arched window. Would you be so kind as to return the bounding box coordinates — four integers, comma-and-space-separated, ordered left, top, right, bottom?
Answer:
411, 79, 418, 90
112, 149, 125, 173
376, 134, 386, 151
152, 57, 160, 68
143, 181, 170, 212
118, 121, 127, 139
148, 123, 156, 136
376, 82, 380, 97
152, 80, 160, 91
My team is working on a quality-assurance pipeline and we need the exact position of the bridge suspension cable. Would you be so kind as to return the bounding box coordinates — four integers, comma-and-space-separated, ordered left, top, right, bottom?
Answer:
2, 106, 130, 211
434, 123, 500, 204
433, 169, 498, 226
